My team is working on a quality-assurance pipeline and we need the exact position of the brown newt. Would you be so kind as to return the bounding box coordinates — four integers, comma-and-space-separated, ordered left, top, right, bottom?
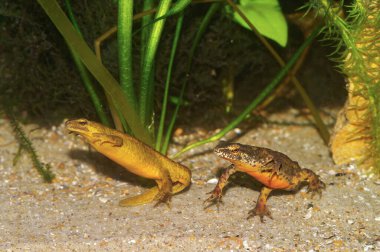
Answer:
65, 118, 191, 206
205, 141, 325, 221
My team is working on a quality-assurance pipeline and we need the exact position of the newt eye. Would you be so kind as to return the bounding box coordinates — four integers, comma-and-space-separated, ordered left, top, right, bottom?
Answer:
229, 147, 240, 154
78, 120, 88, 126
232, 150, 240, 155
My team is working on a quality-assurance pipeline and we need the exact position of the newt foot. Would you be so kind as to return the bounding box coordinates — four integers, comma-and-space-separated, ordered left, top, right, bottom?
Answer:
307, 179, 326, 199
204, 187, 224, 210
153, 189, 173, 207
247, 205, 273, 222
154, 194, 172, 207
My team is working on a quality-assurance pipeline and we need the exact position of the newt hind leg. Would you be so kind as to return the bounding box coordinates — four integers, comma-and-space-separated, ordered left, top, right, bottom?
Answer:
154, 175, 173, 207
119, 169, 183, 207
299, 168, 326, 197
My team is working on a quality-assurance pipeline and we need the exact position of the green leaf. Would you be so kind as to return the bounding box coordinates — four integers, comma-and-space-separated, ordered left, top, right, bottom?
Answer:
229, 0, 288, 47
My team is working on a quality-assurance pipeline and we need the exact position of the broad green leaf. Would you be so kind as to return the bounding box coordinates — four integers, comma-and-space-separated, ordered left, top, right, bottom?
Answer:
229, 0, 288, 47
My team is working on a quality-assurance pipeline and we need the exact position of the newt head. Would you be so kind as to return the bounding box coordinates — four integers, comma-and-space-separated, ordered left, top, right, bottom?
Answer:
65, 118, 109, 142
214, 141, 272, 168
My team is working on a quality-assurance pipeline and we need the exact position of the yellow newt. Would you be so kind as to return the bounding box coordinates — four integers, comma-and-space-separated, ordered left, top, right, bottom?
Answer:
65, 118, 191, 206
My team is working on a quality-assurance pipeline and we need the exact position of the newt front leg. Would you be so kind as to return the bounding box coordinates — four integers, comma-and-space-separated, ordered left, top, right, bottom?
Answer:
92, 133, 123, 147
247, 186, 273, 222
204, 165, 236, 209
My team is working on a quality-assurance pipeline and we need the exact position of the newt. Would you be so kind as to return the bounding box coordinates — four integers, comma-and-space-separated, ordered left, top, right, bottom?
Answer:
65, 118, 191, 206
205, 141, 325, 221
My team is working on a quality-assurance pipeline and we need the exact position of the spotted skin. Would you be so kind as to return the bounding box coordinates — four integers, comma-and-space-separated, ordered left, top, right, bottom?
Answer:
205, 141, 326, 221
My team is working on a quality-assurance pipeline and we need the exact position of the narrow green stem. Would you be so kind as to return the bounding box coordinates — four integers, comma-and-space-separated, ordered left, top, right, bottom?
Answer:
172, 26, 322, 158
141, 0, 155, 73
162, 3, 221, 154
134, 0, 191, 37
36, 0, 153, 145
64, 0, 110, 126
139, 0, 172, 128
118, 0, 137, 110
69, 50, 111, 126
156, 14, 184, 152
227, 0, 330, 144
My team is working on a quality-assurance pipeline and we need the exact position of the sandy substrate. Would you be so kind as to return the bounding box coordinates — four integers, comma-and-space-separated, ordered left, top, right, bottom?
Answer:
0, 113, 379, 251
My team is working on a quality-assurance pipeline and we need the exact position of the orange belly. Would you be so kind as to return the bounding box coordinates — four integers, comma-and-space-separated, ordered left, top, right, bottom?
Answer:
246, 170, 291, 189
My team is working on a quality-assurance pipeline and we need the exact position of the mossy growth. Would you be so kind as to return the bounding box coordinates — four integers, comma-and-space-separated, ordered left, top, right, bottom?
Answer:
316, 0, 380, 174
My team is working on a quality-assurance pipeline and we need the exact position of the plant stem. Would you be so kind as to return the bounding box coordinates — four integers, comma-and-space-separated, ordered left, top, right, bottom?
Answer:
118, 0, 137, 110
162, 2, 221, 154
139, 0, 172, 129
227, 0, 330, 145
173, 25, 322, 158
36, 0, 153, 145
64, 0, 110, 126
156, 14, 184, 152
141, 0, 155, 76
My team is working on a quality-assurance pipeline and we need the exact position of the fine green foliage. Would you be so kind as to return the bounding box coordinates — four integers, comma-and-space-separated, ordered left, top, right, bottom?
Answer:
35, 0, 329, 158
173, 25, 322, 158
156, 14, 184, 152
6, 109, 55, 182
36, 0, 153, 145
226, 0, 330, 144
139, 0, 191, 30
139, 0, 172, 129
162, 0, 191, 18
307, 0, 358, 62
64, 0, 111, 127
227, 0, 288, 47
311, 0, 380, 173
36, 0, 194, 150
162, 3, 222, 154
118, 0, 137, 113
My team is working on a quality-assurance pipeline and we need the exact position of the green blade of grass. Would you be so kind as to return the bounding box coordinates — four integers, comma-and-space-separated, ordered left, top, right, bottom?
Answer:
172, 25, 323, 158
64, 0, 111, 127
133, 0, 191, 37
139, 0, 172, 129
143, 0, 191, 29
36, 0, 153, 145
118, 0, 137, 110
141, 0, 155, 74
227, 0, 330, 144
161, 2, 222, 154
156, 13, 184, 152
